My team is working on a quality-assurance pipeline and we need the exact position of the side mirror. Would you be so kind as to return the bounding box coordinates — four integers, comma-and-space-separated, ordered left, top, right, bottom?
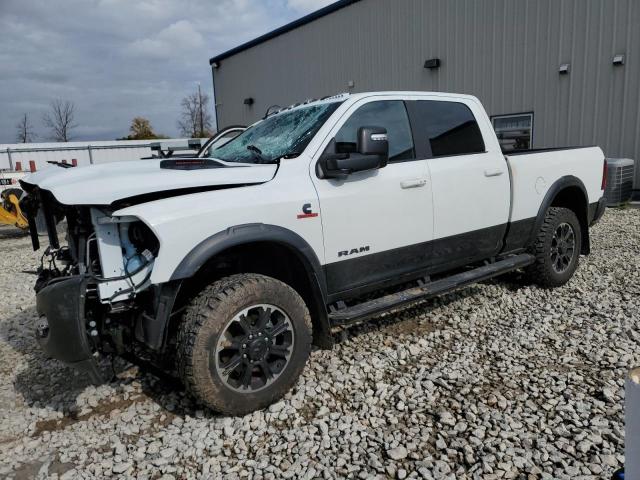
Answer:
318, 126, 389, 179
357, 126, 388, 161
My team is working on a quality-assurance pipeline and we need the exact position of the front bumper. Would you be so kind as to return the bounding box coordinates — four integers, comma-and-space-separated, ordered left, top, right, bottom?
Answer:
35, 276, 104, 383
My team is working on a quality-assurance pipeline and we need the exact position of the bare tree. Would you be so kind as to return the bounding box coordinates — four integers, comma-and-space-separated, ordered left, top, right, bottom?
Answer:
15, 113, 36, 143
43, 99, 77, 142
177, 84, 213, 138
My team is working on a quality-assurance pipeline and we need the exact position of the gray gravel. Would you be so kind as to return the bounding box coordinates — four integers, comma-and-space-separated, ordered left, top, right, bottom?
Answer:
1, 208, 639, 479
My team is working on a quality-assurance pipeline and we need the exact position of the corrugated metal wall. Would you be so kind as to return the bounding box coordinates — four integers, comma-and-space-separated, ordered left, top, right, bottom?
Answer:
213, 0, 639, 185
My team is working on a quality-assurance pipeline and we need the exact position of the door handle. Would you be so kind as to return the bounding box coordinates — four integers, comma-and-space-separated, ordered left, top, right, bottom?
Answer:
400, 179, 427, 189
484, 169, 504, 177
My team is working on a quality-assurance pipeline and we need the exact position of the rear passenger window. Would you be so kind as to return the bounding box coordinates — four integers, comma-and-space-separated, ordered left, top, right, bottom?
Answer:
407, 101, 485, 157
334, 101, 415, 162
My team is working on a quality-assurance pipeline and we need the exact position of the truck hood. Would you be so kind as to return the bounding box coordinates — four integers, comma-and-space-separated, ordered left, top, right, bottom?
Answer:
21, 159, 277, 206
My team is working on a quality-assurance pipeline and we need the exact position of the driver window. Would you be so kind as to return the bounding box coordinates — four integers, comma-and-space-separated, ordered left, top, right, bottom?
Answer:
334, 100, 415, 162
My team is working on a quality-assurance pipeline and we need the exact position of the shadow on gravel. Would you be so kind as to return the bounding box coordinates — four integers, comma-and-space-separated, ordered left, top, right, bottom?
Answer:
1, 306, 97, 412
0, 226, 29, 240
334, 286, 479, 343
1, 306, 40, 356
0, 304, 215, 423
488, 270, 532, 291
137, 374, 210, 421
0, 280, 496, 422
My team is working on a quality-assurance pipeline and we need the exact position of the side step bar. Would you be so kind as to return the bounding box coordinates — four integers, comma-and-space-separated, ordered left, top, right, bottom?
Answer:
329, 253, 535, 325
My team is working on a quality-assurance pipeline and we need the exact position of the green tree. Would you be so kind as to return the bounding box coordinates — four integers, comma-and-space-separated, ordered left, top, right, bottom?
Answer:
123, 117, 166, 140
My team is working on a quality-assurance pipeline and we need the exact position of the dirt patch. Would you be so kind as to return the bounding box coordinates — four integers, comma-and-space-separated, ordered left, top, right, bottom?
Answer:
298, 402, 319, 422
33, 417, 75, 437
380, 316, 440, 337
33, 394, 145, 437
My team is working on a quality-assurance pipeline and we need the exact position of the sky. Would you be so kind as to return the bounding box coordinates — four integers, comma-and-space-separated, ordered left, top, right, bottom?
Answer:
0, 0, 336, 143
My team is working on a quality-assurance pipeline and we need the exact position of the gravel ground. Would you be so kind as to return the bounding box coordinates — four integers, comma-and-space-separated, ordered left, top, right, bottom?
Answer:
0, 208, 638, 480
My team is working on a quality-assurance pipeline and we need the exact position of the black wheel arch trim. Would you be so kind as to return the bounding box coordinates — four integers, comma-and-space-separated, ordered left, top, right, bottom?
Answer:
169, 223, 333, 348
530, 175, 590, 254
171, 224, 323, 284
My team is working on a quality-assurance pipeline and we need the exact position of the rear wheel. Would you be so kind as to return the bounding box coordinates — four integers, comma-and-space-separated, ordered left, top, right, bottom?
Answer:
525, 207, 582, 288
176, 273, 312, 415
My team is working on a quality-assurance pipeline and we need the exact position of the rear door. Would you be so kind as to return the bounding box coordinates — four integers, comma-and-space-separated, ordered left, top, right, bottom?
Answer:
311, 97, 434, 297
405, 97, 511, 270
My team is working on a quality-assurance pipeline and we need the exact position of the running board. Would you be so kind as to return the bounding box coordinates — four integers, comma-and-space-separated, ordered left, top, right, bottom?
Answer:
329, 253, 535, 325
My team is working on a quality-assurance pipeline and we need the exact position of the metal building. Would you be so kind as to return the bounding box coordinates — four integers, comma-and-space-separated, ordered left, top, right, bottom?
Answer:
209, 0, 640, 190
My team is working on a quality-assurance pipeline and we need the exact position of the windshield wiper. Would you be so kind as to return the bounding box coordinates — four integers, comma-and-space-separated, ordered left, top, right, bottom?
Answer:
282, 150, 302, 159
246, 145, 273, 164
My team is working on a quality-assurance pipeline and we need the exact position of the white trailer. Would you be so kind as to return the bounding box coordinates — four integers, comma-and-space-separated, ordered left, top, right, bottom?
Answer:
0, 138, 203, 173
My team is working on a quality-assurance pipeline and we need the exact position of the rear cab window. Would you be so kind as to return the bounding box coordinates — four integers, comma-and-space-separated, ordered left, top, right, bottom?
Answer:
406, 100, 485, 158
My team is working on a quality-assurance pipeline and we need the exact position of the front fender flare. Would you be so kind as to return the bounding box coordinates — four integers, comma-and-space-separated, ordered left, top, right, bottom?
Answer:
169, 223, 332, 348
170, 224, 323, 285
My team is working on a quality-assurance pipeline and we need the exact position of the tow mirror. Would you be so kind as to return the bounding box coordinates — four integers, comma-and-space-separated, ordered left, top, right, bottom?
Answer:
318, 126, 389, 179
357, 126, 388, 160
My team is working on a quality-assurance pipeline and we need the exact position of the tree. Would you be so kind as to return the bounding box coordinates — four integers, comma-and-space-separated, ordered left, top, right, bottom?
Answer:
124, 117, 164, 140
177, 84, 213, 138
43, 99, 77, 142
15, 113, 36, 143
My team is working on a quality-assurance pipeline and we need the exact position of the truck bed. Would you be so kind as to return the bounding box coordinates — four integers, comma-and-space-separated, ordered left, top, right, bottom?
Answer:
505, 145, 596, 156
505, 146, 605, 224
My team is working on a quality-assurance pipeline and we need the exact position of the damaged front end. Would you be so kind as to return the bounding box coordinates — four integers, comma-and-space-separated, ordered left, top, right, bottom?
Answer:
21, 185, 170, 382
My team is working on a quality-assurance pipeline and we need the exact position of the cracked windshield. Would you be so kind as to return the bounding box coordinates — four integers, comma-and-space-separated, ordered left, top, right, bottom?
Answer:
210, 101, 342, 163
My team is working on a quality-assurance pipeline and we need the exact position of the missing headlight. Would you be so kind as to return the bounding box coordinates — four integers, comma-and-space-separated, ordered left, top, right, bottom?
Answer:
128, 221, 160, 256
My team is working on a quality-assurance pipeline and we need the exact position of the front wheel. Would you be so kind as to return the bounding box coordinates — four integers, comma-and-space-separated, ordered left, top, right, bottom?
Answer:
176, 273, 312, 415
525, 207, 582, 288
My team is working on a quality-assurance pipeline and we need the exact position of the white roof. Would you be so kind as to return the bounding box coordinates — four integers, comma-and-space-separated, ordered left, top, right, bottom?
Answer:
261, 90, 479, 122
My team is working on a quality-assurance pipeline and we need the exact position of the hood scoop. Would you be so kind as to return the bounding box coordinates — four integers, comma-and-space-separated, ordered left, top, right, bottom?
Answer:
160, 158, 230, 170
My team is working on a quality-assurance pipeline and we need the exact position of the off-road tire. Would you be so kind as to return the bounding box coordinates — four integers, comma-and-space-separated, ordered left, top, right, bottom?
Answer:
525, 207, 582, 288
176, 273, 312, 415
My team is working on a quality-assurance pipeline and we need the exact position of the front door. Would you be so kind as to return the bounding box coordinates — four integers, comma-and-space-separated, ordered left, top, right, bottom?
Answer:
311, 98, 434, 298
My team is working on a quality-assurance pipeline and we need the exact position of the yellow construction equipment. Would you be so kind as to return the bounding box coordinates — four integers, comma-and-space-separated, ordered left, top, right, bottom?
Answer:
0, 188, 28, 230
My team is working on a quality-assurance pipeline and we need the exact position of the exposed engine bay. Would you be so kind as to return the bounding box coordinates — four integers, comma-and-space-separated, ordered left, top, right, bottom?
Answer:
20, 185, 169, 381
16, 156, 279, 383
23, 188, 159, 298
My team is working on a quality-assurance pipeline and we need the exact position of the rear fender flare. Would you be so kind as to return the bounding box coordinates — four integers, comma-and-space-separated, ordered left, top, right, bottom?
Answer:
530, 175, 590, 254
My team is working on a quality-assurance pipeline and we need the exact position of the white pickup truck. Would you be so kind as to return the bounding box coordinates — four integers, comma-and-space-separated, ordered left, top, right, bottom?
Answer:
20, 91, 606, 415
